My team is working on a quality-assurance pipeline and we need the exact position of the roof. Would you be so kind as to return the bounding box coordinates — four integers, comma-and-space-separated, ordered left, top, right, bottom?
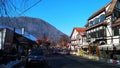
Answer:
115, 18, 120, 23
112, 18, 120, 27
74, 28, 86, 33
86, 0, 118, 28
106, 0, 118, 17
70, 28, 86, 38
0, 26, 36, 41
88, 7, 106, 20
88, 0, 117, 20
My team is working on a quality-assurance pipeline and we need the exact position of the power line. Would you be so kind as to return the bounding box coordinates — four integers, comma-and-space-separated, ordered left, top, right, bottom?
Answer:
19, 0, 42, 16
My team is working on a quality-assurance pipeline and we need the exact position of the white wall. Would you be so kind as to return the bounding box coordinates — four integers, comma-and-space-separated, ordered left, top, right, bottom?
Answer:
0, 29, 6, 49
71, 30, 78, 40
106, 16, 113, 44
71, 29, 87, 48
113, 36, 120, 44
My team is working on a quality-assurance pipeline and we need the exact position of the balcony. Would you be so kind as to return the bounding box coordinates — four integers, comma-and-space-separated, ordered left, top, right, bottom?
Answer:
86, 22, 107, 31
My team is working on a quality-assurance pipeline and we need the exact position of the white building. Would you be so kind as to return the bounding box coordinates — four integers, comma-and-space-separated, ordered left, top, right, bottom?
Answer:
85, 0, 120, 56
70, 28, 87, 51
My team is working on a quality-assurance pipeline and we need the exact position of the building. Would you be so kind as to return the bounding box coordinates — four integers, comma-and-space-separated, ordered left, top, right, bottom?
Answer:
0, 26, 36, 56
70, 27, 87, 53
85, 0, 120, 59
0, 26, 15, 50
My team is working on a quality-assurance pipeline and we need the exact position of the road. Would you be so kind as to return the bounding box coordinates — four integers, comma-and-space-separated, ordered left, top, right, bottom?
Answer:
12, 54, 120, 68
46, 54, 120, 68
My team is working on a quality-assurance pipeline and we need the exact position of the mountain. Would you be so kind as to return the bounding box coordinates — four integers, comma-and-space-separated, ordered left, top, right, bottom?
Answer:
0, 16, 65, 41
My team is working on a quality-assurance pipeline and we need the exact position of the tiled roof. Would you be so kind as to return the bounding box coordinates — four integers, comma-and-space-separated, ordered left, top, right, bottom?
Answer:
70, 28, 86, 38
74, 28, 86, 33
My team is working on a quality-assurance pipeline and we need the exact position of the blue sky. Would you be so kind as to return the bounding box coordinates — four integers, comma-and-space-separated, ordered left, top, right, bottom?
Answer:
25, 0, 111, 36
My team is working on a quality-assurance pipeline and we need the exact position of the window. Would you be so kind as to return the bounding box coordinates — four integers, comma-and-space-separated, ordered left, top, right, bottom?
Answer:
113, 27, 119, 36
87, 33, 90, 38
116, 0, 120, 10
99, 14, 105, 22
114, 9, 120, 18
89, 32, 96, 38
98, 29, 105, 37
89, 21, 93, 27
94, 18, 99, 24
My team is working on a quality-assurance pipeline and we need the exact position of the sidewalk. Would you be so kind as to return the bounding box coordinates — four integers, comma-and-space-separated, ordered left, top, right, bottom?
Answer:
65, 54, 120, 68
0, 60, 22, 68
69, 52, 120, 66
70, 52, 99, 61
80, 54, 120, 64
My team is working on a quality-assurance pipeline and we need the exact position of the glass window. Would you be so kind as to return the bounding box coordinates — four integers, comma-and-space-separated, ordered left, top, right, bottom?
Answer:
89, 21, 93, 27
87, 33, 90, 38
94, 18, 99, 24
114, 9, 120, 18
116, 0, 120, 10
98, 29, 105, 37
99, 14, 105, 22
113, 27, 119, 36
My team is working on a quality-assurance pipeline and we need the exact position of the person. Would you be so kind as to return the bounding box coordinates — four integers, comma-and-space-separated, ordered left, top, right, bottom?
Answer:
113, 44, 116, 53
106, 47, 108, 54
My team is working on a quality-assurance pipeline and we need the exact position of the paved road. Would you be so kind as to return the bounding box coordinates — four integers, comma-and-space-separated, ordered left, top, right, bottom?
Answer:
46, 54, 120, 68
12, 54, 120, 68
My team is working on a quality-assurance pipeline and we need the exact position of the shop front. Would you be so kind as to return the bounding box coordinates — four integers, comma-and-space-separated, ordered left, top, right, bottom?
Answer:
98, 43, 120, 63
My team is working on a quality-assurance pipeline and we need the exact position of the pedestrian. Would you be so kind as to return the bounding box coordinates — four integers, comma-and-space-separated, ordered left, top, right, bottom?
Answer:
113, 45, 116, 53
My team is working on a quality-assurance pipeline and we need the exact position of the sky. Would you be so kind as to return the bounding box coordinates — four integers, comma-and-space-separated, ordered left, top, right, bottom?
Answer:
24, 0, 111, 36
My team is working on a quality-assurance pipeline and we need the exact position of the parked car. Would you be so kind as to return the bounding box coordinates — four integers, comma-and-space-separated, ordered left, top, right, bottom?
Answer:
25, 48, 46, 68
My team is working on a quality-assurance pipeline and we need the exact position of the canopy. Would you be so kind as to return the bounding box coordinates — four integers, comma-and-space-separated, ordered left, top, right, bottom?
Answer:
98, 43, 120, 50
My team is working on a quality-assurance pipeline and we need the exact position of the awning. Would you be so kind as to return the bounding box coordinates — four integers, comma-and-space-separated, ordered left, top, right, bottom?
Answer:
89, 39, 96, 44
98, 43, 120, 50
82, 45, 88, 48
82, 43, 89, 48
83, 42, 89, 46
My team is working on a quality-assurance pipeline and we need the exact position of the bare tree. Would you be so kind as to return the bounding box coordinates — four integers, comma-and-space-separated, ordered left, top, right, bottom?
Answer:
58, 35, 69, 48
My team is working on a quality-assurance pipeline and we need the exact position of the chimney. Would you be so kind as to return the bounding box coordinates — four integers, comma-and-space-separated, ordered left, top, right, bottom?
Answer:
22, 27, 25, 35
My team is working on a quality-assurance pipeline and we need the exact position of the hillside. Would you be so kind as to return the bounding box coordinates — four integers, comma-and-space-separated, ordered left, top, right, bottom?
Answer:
0, 16, 65, 41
